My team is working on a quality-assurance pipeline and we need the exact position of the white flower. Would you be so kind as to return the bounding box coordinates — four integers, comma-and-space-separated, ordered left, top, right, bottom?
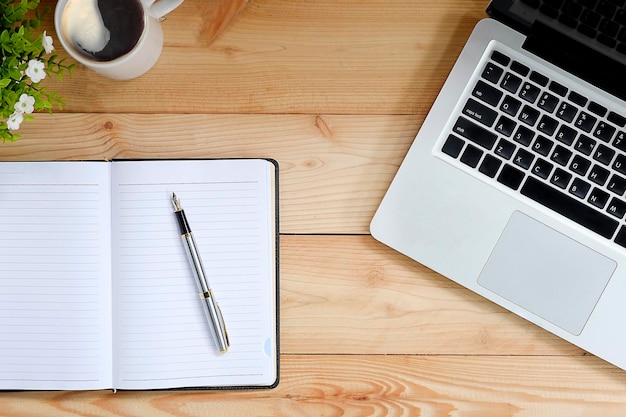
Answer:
7, 112, 24, 131
25, 60, 46, 83
42, 31, 54, 54
14, 94, 36, 114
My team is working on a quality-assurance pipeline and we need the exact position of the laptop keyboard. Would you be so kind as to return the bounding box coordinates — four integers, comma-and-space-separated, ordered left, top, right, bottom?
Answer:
522, 0, 626, 55
440, 48, 626, 248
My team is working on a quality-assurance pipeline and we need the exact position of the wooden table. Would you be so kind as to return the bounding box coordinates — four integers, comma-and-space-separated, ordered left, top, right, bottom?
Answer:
2, 0, 626, 415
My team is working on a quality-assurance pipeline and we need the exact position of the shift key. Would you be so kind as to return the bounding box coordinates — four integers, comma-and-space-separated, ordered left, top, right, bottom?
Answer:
452, 116, 498, 150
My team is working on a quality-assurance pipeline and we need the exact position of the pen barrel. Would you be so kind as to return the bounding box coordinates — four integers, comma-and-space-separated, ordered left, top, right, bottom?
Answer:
200, 292, 230, 353
181, 232, 211, 294
180, 228, 229, 353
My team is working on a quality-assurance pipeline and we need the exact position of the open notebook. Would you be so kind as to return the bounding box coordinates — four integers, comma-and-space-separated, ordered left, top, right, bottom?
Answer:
0, 159, 279, 391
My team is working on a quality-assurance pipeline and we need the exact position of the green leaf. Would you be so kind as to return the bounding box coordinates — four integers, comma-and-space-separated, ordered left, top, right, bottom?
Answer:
0, 0, 73, 143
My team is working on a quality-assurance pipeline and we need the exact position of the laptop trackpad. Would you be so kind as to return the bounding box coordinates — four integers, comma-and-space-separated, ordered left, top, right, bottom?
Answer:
478, 211, 616, 335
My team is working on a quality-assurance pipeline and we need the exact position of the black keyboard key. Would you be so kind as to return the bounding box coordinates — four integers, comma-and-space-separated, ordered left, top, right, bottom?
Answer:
593, 143, 616, 165
569, 91, 588, 106
575, 134, 597, 155
460, 144, 483, 168
615, 226, 626, 248
453, 117, 498, 150
562, 1, 583, 18
555, 125, 577, 145
532, 158, 554, 179
514, 148, 535, 169
473, 80, 503, 106
599, 18, 619, 36
549, 81, 568, 96
519, 82, 541, 103
617, 8, 626, 25
607, 197, 626, 219
498, 164, 525, 189
575, 111, 598, 133
589, 164, 611, 185
588, 187, 610, 209
442, 134, 465, 158
519, 105, 541, 126
501, 95, 522, 116
501, 72, 523, 94
608, 111, 626, 127
538, 92, 559, 113
510, 61, 530, 76
479, 154, 502, 178
570, 177, 592, 198
513, 125, 535, 146
598, 33, 618, 48
463, 98, 498, 127
481, 62, 504, 84
521, 176, 619, 239
581, 9, 602, 28
588, 101, 608, 117
598, 23, 615, 40
571, 154, 592, 175
613, 131, 626, 151
495, 115, 516, 137
556, 102, 578, 123
607, 174, 626, 195
613, 153, 626, 175
532, 135, 555, 157
537, 115, 559, 136
559, 13, 580, 28
593, 121, 616, 142
529, 71, 549, 86
597, 0, 617, 17
578, 24, 598, 38
495, 138, 516, 160
491, 50, 511, 66
551, 144, 573, 166
550, 167, 572, 189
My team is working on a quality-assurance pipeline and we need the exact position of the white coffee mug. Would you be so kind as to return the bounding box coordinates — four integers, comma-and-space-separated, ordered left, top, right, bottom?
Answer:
54, 0, 184, 80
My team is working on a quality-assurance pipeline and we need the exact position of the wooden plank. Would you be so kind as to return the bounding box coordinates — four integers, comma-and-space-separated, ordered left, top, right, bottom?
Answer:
0, 113, 418, 234
197, 0, 251, 45
280, 235, 580, 356
1, 355, 624, 417
38, 0, 485, 114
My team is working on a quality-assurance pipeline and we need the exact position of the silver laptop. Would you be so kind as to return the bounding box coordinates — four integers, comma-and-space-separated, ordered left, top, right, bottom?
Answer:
371, 0, 626, 370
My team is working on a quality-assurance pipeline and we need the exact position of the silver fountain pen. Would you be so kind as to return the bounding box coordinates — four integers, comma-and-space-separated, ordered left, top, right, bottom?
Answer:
172, 193, 230, 353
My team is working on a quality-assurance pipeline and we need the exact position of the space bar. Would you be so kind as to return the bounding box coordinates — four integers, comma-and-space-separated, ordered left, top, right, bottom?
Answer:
520, 176, 619, 239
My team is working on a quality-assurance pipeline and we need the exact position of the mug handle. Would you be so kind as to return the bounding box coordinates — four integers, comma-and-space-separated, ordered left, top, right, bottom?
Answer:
146, 0, 184, 20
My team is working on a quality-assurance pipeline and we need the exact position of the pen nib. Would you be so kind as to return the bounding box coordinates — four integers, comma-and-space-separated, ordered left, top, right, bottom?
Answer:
172, 193, 182, 211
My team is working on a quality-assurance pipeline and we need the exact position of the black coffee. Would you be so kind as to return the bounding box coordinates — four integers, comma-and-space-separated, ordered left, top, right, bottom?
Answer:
63, 0, 145, 62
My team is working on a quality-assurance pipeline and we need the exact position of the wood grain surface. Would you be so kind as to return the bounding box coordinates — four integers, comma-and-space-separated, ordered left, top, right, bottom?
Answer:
1, 0, 626, 415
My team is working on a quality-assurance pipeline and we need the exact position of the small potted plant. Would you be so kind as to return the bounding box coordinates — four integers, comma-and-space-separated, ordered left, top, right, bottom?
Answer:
1, 0, 74, 142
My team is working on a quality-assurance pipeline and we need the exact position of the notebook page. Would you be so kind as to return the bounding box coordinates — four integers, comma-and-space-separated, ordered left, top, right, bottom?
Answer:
0, 162, 113, 390
111, 160, 277, 390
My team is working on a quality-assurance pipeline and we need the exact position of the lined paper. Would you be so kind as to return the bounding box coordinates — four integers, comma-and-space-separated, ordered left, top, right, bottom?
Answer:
0, 159, 276, 391
110, 160, 277, 389
0, 162, 113, 390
